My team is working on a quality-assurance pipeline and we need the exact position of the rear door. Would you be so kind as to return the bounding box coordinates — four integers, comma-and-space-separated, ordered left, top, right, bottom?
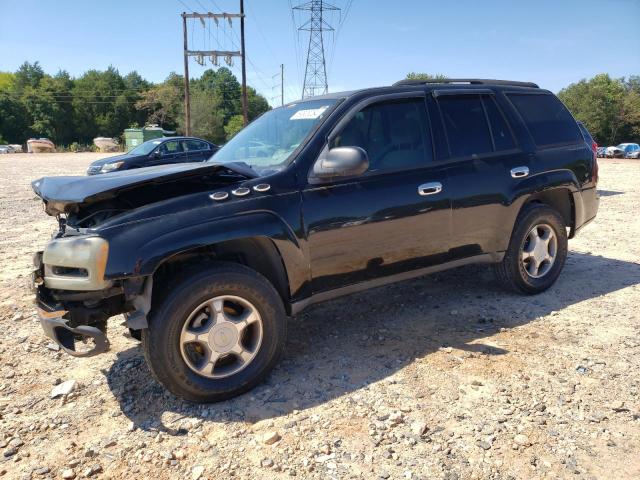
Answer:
302, 94, 452, 293
184, 139, 212, 162
431, 90, 531, 257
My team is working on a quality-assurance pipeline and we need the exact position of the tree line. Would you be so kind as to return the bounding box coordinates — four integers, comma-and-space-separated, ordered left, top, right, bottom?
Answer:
407, 72, 640, 146
0, 62, 270, 146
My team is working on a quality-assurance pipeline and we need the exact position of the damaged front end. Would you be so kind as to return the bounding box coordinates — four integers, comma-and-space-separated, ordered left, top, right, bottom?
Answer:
33, 249, 152, 357
30, 162, 253, 356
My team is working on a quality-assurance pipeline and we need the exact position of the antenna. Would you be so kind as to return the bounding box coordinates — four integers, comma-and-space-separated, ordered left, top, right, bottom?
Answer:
293, 1, 340, 98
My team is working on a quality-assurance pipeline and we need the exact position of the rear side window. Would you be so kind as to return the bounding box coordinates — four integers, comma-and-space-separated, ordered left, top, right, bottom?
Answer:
332, 98, 432, 173
438, 95, 493, 157
183, 140, 209, 151
482, 96, 516, 151
507, 93, 582, 146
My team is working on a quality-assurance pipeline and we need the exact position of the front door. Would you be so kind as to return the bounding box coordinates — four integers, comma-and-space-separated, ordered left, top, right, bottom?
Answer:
302, 95, 452, 293
149, 139, 186, 166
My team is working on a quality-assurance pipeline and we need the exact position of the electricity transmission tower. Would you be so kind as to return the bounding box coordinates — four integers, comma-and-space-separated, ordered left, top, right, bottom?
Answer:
294, 1, 339, 98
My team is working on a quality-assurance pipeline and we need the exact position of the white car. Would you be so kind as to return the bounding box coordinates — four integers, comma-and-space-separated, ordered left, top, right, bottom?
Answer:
0, 145, 16, 154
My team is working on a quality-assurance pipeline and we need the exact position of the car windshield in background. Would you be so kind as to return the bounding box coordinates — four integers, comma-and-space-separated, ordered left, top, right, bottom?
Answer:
210, 99, 337, 175
128, 139, 163, 155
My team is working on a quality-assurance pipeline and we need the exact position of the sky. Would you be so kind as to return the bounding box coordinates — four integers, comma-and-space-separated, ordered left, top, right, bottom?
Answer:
1, 0, 639, 105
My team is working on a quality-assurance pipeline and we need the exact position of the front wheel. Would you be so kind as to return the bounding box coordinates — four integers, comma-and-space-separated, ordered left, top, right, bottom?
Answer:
142, 262, 287, 403
494, 204, 568, 294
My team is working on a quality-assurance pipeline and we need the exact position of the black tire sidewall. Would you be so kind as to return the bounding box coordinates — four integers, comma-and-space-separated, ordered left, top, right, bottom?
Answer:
508, 206, 568, 293
143, 264, 286, 402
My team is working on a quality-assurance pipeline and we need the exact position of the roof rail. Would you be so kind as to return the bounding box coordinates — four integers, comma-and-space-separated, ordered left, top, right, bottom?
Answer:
393, 78, 539, 88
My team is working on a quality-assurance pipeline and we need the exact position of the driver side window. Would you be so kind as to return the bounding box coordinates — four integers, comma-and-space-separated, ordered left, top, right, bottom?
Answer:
331, 98, 432, 172
158, 140, 182, 155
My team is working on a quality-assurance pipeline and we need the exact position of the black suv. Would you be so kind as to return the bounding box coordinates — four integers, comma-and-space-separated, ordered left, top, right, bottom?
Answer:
31, 79, 599, 402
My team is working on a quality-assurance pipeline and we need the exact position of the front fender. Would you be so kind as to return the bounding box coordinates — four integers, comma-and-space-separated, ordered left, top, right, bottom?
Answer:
101, 210, 304, 283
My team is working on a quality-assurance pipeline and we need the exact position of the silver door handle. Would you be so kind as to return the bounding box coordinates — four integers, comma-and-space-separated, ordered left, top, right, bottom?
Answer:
418, 182, 443, 196
511, 166, 529, 178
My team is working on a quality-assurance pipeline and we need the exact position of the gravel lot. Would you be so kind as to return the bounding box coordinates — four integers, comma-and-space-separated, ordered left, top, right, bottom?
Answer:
0, 153, 639, 480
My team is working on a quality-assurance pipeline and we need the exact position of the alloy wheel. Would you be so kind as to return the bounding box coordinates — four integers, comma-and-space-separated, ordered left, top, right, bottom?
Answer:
179, 295, 263, 379
521, 224, 558, 279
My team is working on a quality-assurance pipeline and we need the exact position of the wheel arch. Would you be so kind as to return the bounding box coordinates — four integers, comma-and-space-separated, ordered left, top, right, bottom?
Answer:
151, 236, 292, 313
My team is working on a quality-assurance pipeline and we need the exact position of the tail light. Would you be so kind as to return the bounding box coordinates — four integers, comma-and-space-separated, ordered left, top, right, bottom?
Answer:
591, 142, 599, 184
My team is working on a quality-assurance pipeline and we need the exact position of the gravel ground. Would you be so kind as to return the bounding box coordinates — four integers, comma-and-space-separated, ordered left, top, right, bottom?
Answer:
0, 153, 639, 480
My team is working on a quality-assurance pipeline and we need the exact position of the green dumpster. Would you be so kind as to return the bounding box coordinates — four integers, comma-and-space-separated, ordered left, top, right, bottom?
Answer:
124, 126, 165, 152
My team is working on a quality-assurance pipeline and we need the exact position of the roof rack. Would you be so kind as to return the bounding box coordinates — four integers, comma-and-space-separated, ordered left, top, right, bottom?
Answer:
393, 78, 539, 88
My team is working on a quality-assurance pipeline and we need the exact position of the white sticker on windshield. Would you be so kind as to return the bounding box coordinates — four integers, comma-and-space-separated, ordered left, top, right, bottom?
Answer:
290, 106, 328, 120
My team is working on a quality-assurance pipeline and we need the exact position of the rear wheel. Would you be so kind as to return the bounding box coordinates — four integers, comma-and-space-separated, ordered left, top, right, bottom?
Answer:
142, 262, 287, 403
494, 204, 568, 294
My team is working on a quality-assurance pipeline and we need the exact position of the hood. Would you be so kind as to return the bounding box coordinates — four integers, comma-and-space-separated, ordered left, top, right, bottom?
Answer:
32, 161, 257, 216
88, 153, 133, 168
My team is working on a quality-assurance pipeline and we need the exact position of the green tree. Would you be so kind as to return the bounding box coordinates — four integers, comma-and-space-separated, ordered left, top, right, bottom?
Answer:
14, 61, 44, 90
136, 73, 183, 131
224, 114, 244, 140
558, 74, 636, 145
184, 88, 225, 143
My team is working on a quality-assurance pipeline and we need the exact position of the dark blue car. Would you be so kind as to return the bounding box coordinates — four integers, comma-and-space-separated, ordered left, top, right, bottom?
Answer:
87, 137, 219, 175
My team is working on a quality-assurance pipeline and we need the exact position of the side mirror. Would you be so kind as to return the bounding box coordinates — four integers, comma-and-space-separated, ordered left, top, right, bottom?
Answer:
311, 146, 369, 183
151, 150, 162, 158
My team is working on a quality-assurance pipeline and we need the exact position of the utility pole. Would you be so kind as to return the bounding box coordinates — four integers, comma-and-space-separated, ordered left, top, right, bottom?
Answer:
182, 13, 191, 136
281, 63, 284, 106
240, 0, 248, 126
294, 1, 339, 98
180, 9, 247, 132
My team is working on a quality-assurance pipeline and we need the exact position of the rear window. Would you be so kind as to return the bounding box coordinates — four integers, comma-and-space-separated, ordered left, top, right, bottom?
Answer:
507, 93, 582, 146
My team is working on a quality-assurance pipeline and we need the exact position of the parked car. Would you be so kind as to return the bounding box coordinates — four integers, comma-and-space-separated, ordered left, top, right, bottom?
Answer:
0, 145, 16, 154
605, 143, 640, 158
596, 146, 608, 158
31, 78, 599, 402
622, 143, 640, 159
86, 137, 218, 175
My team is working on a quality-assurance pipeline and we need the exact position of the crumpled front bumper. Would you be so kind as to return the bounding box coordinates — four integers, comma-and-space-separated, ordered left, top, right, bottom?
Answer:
33, 253, 110, 357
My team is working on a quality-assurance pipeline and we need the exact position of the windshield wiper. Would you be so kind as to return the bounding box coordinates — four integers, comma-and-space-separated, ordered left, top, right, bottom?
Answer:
210, 161, 259, 179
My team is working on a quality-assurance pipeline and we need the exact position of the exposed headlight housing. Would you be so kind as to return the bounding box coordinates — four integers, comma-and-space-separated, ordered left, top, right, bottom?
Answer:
100, 161, 124, 173
42, 236, 111, 290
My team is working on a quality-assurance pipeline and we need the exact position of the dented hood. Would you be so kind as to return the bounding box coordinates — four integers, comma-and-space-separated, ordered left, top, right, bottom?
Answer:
32, 162, 257, 215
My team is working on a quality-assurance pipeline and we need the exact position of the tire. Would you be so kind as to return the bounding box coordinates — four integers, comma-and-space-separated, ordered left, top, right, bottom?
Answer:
141, 262, 287, 403
494, 204, 568, 294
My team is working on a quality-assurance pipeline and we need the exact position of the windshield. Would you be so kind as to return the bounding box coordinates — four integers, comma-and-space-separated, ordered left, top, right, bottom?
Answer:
128, 139, 163, 155
210, 99, 337, 175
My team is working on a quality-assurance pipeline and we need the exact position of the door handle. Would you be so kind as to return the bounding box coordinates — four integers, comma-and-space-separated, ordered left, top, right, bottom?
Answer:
511, 166, 529, 178
418, 182, 443, 196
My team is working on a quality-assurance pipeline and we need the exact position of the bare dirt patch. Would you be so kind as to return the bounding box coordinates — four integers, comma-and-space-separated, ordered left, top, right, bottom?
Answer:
0, 154, 639, 479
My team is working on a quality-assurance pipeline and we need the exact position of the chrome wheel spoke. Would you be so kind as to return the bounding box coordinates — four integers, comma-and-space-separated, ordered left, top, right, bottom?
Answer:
197, 349, 221, 376
207, 298, 227, 324
235, 309, 260, 331
231, 344, 254, 364
181, 328, 200, 343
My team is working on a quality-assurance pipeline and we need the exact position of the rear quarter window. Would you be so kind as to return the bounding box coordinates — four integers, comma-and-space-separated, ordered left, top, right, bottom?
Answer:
507, 93, 582, 147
